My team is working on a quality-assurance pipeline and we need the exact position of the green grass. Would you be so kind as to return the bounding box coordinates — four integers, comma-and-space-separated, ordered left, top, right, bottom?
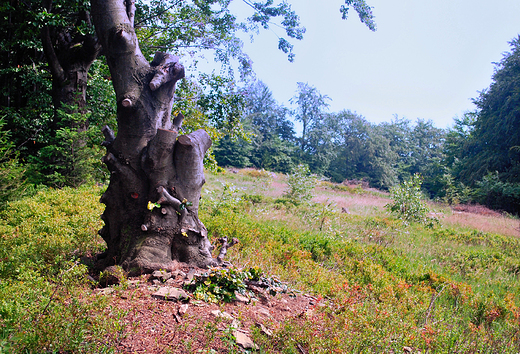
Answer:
1, 170, 520, 352
200, 169, 520, 353
0, 185, 125, 353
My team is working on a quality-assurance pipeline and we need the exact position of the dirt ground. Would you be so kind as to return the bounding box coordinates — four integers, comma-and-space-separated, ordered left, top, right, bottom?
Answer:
105, 273, 318, 353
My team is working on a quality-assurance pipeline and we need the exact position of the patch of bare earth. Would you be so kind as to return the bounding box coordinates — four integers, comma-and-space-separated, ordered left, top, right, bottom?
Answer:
106, 274, 316, 353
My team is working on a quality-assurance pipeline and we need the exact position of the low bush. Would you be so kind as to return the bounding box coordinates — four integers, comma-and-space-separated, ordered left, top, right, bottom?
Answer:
0, 185, 124, 352
386, 174, 437, 226
283, 164, 316, 205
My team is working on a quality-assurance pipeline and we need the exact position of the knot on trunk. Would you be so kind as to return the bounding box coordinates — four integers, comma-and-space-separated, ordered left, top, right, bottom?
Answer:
150, 52, 185, 91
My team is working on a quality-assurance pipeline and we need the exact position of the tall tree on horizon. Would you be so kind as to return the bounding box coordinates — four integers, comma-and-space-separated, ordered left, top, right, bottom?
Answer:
291, 82, 331, 152
460, 36, 520, 185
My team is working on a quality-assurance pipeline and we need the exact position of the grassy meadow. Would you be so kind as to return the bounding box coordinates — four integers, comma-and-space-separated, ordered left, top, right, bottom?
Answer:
1, 168, 520, 353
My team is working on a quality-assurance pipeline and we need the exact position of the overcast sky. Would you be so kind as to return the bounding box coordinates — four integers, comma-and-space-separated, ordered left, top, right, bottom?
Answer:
218, 0, 520, 129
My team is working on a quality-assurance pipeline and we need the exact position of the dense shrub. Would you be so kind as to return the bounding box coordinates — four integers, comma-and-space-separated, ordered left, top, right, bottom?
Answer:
385, 174, 436, 226
474, 172, 520, 214
0, 185, 123, 352
0, 117, 27, 206
283, 164, 316, 205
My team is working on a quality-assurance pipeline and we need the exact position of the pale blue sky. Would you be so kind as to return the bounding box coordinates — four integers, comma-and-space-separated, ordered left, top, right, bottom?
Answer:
221, 0, 520, 128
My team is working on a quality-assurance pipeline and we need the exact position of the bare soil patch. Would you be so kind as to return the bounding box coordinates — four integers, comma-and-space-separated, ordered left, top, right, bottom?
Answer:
106, 275, 316, 353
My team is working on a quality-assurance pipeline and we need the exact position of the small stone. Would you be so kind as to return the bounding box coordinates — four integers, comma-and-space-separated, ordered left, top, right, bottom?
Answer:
127, 280, 140, 289
152, 270, 172, 281
230, 319, 240, 330
152, 287, 189, 301
256, 307, 270, 317
178, 304, 189, 317
186, 269, 200, 282
234, 331, 259, 350
210, 310, 234, 321
256, 323, 273, 337
234, 293, 250, 304
95, 287, 115, 295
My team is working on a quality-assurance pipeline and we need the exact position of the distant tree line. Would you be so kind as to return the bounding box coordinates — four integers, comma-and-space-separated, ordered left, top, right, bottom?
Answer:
0, 0, 518, 214
215, 38, 520, 214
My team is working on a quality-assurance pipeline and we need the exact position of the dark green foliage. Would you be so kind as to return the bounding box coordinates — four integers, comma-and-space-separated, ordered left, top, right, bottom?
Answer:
214, 80, 298, 173
291, 82, 331, 153
474, 172, 520, 213
213, 135, 252, 168
244, 81, 298, 173
241, 193, 265, 205
0, 118, 27, 206
185, 268, 249, 303
298, 232, 334, 261
184, 266, 288, 303
439, 37, 520, 212
0, 0, 115, 187
327, 111, 398, 188
460, 37, 520, 185
23, 64, 116, 188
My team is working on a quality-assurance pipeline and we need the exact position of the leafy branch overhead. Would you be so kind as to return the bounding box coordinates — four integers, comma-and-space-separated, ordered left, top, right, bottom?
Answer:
341, 0, 377, 31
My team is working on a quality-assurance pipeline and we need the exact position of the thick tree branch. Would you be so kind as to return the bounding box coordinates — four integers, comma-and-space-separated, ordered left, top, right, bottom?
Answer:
150, 53, 184, 91
156, 186, 187, 218
172, 113, 184, 131
101, 125, 116, 148
41, 26, 65, 85
126, 0, 136, 27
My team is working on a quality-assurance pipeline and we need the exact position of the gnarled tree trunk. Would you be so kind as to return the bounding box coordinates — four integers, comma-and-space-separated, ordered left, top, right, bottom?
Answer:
91, 0, 232, 274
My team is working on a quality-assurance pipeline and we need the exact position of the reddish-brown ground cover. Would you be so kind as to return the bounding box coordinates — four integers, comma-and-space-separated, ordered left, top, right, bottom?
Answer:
106, 275, 316, 353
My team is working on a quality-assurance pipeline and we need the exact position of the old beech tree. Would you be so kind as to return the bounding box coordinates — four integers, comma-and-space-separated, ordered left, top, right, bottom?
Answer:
91, 0, 237, 273
90, 0, 375, 274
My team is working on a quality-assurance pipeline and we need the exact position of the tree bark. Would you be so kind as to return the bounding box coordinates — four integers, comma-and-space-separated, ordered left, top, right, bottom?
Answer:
41, 1, 101, 123
91, 0, 228, 274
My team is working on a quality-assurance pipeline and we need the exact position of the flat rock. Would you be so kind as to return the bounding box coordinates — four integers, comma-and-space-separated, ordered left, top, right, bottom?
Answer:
186, 269, 200, 282
152, 287, 189, 301
256, 307, 271, 316
127, 280, 141, 289
95, 287, 115, 295
152, 270, 172, 282
256, 323, 273, 337
234, 331, 258, 350
234, 293, 250, 303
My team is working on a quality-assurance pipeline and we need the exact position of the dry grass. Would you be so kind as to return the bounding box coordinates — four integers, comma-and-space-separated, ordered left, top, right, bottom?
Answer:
206, 168, 520, 238
443, 211, 520, 238
312, 193, 390, 218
